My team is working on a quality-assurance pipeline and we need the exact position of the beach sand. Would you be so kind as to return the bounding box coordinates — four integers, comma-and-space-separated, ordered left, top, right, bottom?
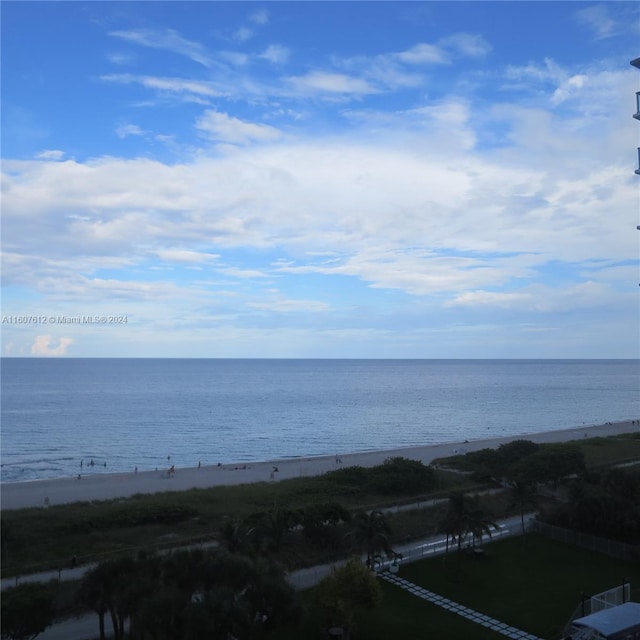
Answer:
1, 420, 637, 510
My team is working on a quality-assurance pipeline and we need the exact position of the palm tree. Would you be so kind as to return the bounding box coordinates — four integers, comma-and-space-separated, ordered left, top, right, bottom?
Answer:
440, 492, 469, 554
465, 499, 499, 549
348, 510, 394, 569
251, 504, 298, 553
439, 492, 498, 554
78, 566, 110, 640
81, 560, 122, 640
508, 480, 537, 536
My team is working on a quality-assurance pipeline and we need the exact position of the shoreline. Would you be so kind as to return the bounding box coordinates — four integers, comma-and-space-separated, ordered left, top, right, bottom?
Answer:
1, 420, 638, 510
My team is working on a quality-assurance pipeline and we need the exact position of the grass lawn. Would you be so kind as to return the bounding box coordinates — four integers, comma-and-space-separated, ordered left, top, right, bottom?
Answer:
399, 534, 639, 640
274, 534, 638, 640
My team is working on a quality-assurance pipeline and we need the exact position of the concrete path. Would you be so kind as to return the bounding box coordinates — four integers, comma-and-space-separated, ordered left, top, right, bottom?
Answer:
380, 572, 543, 640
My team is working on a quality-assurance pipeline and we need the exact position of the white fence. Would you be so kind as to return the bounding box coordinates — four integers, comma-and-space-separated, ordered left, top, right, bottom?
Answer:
530, 521, 639, 562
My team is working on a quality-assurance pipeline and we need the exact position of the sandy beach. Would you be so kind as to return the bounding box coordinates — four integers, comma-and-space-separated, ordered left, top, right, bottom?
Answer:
1, 420, 637, 510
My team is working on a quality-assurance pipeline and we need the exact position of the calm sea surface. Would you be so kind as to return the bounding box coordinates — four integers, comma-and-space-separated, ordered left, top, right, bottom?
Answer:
1, 359, 638, 483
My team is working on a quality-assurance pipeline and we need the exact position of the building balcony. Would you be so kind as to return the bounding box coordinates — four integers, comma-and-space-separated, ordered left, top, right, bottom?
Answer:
635, 92, 640, 120
636, 148, 640, 175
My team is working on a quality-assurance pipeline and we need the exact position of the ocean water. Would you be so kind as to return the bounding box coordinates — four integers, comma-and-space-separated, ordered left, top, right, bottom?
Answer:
1, 359, 638, 483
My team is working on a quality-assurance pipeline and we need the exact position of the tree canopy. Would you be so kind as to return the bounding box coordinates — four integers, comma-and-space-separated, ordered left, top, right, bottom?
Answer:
314, 557, 383, 636
1, 583, 54, 640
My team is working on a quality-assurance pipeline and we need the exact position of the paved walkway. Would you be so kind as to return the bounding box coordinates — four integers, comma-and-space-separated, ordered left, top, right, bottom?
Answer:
379, 572, 543, 640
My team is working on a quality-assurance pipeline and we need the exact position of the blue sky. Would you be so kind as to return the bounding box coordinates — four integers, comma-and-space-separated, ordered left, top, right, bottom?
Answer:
1, 1, 639, 358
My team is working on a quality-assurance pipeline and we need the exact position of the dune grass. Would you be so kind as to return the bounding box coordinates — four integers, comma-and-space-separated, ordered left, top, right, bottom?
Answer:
579, 433, 640, 467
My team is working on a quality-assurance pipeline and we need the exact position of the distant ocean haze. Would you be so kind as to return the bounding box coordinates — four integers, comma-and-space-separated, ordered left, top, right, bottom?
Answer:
1, 358, 638, 482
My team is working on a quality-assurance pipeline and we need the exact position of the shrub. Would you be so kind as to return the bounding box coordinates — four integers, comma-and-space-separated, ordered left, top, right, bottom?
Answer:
368, 457, 437, 495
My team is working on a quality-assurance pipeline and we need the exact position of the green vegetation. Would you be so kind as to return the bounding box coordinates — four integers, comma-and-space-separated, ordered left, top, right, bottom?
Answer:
1, 582, 55, 640
436, 433, 640, 477
314, 557, 383, 637
347, 510, 395, 568
1, 458, 480, 578
77, 548, 301, 640
439, 492, 499, 554
541, 465, 640, 544
399, 534, 640, 640
273, 535, 640, 640
435, 439, 586, 485
579, 432, 640, 467
4, 432, 638, 579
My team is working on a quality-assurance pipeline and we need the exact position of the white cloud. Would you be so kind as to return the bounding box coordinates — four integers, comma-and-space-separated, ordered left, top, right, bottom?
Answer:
248, 297, 329, 312
2, 57, 636, 346
447, 280, 630, 314
285, 71, 378, 95
439, 33, 492, 58
101, 73, 226, 99
259, 45, 290, 64
35, 149, 65, 160
31, 335, 74, 356
109, 28, 214, 67
116, 124, 145, 138
107, 52, 134, 65
156, 249, 220, 264
196, 111, 283, 145
335, 36, 486, 94
395, 43, 448, 65
233, 27, 253, 42
446, 290, 533, 308
575, 5, 616, 39
551, 74, 588, 106
249, 9, 269, 25
504, 57, 566, 87
219, 267, 269, 279
220, 51, 249, 66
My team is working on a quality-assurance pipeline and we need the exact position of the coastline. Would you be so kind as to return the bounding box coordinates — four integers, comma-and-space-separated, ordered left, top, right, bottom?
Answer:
1, 420, 637, 510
